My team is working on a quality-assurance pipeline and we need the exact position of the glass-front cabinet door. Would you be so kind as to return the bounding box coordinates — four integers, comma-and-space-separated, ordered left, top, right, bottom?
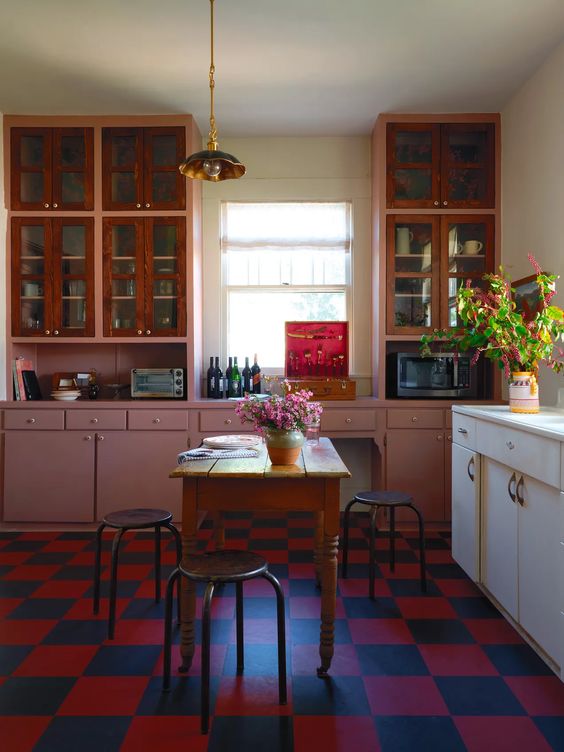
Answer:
441, 124, 494, 208
387, 124, 440, 208
102, 129, 144, 211
11, 127, 94, 210
441, 215, 494, 327
387, 216, 440, 334
103, 217, 186, 337
143, 127, 186, 210
12, 217, 94, 337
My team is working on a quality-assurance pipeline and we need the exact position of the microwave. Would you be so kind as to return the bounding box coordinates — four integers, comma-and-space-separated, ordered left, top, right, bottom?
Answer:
131, 368, 186, 399
387, 352, 479, 399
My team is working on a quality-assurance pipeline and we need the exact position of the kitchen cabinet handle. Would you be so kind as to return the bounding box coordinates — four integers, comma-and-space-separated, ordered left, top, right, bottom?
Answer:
153, 417, 160, 424
145, 330, 151, 335
224, 418, 232, 425
443, 201, 448, 206
436, 434, 443, 440
433, 201, 439, 206
145, 203, 151, 208
136, 203, 141, 208
53, 330, 59, 335
90, 418, 98, 424
84, 435, 92, 441
506, 441, 515, 450
52, 203, 58, 208
97, 435, 105, 441
137, 330, 143, 335
411, 416, 418, 422
447, 434, 452, 441
457, 427, 468, 435
467, 456, 475, 482
45, 329, 51, 335
507, 472, 517, 503
345, 417, 352, 424
26, 418, 36, 424
516, 475, 525, 506
44, 203, 50, 208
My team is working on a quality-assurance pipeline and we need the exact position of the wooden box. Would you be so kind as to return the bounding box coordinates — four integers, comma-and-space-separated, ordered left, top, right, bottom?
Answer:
286, 378, 356, 400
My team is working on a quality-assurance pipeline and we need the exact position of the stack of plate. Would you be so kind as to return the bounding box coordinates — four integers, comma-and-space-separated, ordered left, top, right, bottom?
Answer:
51, 390, 81, 401
203, 435, 261, 449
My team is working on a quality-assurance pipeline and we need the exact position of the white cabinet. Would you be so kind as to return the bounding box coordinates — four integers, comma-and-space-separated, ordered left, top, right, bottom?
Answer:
451, 443, 480, 582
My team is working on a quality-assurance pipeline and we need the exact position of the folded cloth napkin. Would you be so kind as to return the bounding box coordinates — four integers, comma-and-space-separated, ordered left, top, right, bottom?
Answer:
177, 447, 260, 464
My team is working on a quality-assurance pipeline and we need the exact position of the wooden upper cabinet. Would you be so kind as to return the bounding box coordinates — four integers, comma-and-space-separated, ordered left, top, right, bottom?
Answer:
11, 216, 95, 337
387, 123, 494, 209
102, 127, 186, 211
102, 216, 186, 337
10, 127, 94, 211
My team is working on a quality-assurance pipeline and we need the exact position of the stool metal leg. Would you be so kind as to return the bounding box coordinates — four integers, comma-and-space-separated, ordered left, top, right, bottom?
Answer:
154, 525, 161, 603
341, 499, 356, 578
93, 522, 105, 614
263, 570, 287, 705
201, 581, 216, 735
369, 505, 379, 600
164, 522, 183, 624
410, 504, 427, 593
389, 506, 396, 572
163, 567, 181, 692
236, 581, 244, 673
108, 528, 125, 640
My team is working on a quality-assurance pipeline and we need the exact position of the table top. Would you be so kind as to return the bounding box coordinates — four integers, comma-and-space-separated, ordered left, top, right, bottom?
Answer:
170, 437, 351, 480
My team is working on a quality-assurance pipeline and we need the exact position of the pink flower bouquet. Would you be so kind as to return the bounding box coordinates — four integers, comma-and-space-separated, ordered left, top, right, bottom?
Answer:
235, 380, 323, 433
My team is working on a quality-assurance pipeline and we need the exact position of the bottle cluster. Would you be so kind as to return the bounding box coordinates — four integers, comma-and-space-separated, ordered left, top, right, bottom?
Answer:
206, 354, 261, 399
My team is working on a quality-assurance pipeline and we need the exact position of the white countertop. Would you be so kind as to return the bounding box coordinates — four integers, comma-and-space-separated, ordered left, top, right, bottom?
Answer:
453, 404, 564, 441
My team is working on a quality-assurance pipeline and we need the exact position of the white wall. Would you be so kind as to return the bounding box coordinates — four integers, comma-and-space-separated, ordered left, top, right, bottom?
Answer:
201, 136, 373, 394
502, 40, 564, 406
0, 113, 5, 400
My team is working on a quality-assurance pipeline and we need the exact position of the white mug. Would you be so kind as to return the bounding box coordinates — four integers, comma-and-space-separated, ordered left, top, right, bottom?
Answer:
396, 227, 413, 255
462, 240, 483, 255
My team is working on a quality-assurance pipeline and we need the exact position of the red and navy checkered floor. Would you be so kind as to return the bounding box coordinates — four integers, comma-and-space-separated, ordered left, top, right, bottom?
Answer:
1, 512, 563, 751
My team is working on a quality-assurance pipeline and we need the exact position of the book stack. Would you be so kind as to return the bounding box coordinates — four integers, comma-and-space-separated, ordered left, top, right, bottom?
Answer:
12, 357, 42, 400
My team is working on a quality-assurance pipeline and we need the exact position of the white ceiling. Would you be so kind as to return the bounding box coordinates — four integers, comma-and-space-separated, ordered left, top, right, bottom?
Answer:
1, 0, 564, 137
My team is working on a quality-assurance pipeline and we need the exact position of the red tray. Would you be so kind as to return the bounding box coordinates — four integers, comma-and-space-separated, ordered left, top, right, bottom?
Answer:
285, 321, 349, 379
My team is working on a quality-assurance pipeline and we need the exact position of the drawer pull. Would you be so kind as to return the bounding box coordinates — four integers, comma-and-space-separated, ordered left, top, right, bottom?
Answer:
467, 456, 475, 482
436, 434, 443, 440
345, 417, 352, 424
84, 435, 92, 441
224, 418, 232, 425
411, 416, 418, 422
153, 417, 161, 424
516, 475, 525, 506
97, 435, 105, 441
507, 472, 517, 503
26, 417, 36, 424
506, 440, 515, 450
457, 427, 468, 435
447, 434, 452, 441
90, 418, 98, 424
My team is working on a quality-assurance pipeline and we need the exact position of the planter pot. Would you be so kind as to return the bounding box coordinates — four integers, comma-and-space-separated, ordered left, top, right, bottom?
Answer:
509, 371, 539, 414
264, 428, 304, 465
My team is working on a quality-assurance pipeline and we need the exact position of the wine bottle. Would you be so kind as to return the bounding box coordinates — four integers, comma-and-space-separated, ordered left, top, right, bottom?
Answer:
213, 356, 223, 399
251, 353, 261, 394
230, 356, 241, 398
242, 356, 252, 395
206, 356, 215, 399
225, 356, 233, 400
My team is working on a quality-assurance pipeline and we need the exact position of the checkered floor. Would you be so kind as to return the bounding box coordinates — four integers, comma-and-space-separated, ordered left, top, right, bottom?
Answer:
1, 512, 563, 751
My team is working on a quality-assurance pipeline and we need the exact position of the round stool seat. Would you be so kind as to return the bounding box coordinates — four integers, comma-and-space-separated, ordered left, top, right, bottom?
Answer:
354, 491, 413, 506
103, 508, 173, 530
180, 550, 268, 582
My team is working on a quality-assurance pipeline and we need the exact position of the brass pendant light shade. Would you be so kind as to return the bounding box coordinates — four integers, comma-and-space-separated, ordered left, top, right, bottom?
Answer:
179, 0, 245, 182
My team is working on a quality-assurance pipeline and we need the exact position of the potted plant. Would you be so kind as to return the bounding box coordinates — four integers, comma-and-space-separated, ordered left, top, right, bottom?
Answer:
235, 381, 323, 464
420, 255, 564, 413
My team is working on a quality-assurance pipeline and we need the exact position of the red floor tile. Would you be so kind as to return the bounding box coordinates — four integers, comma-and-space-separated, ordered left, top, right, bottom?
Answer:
31, 580, 92, 599
14, 645, 99, 677
348, 618, 415, 644
57, 676, 149, 715
505, 675, 564, 715
338, 578, 392, 598
418, 644, 499, 676
435, 579, 483, 597
294, 716, 381, 752
0, 598, 23, 618
120, 716, 209, 752
63, 597, 130, 621
0, 716, 51, 752
4, 564, 61, 580
454, 716, 553, 752
364, 676, 449, 715
110, 619, 166, 645
291, 644, 361, 676
395, 596, 458, 620
0, 619, 57, 645
464, 618, 523, 644
289, 596, 345, 619
214, 676, 292, 716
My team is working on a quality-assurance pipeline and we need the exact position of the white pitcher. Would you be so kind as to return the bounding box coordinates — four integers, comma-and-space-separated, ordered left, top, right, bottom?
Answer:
396, 227, 413, 255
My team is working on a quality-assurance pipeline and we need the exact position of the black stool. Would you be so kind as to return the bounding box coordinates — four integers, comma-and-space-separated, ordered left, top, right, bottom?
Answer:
163, 549, 287, 735
342, 491, 426, 599
93, 508, 182, 639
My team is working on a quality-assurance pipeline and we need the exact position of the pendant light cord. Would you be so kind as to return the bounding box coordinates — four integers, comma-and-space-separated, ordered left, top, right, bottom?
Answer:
208, 0, 217, 146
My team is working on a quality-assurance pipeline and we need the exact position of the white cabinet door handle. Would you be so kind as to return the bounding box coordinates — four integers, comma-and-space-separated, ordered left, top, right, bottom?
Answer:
506, 440, 515, 450
467, 456, 475, 482
457, 427, 468, 435
516, 475, 525, 506
507, 472, 517, 503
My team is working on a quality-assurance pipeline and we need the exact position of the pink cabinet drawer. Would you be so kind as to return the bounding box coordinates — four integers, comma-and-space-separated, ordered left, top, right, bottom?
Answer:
4, 410, 65, 430
199, 409, 251, 432
387, 409, 444, 429
128, 410, 189, 430
66, 410, 126, 430
321, 409, 376, 432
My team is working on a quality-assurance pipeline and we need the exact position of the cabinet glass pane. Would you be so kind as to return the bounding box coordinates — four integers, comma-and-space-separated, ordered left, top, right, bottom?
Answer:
112, 226, 137, 256
151, 135, 177, 166
153, 298, 177, 329
151, 173, 176, 203
112, 258, 136, 274
448, 222, 487, 273
111, 300, 136, 329
393, 169, 432, 202
447, 168, 488, 202
153, 225, 177, 255
20, 173, 44, 203
60, 136, 85, 167
20, 136, 44, 167
20, 300, 44, 332
394, 278, 432, 328
61, 173, 85, 203
394, 222, 432, 273
20, 225, 45, 274
112, 279, 136, 297
61, 299, 87, 329
111, 136, 137, 166
111, 173, 136, 203
394, 131, 433, 164
447, 130, 488, 164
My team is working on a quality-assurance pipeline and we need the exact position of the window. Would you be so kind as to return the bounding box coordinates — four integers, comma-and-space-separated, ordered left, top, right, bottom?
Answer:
222, 201, 351, 368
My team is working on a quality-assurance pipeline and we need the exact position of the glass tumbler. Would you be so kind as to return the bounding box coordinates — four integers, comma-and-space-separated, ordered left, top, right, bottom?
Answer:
304, 419, 321, 446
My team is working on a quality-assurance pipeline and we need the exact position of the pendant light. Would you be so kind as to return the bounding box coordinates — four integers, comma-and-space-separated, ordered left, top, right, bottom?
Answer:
179, 0, 245, 182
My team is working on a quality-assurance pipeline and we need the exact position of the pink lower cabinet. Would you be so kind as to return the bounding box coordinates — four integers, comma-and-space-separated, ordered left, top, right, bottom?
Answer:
3, 431, 95, 522
95, 431, 187, 520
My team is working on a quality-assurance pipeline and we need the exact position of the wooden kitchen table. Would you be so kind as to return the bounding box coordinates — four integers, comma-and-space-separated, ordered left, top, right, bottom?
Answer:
170, 437, 350, 676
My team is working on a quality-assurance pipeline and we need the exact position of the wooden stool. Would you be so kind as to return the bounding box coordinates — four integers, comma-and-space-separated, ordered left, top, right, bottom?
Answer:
341, 491, 426, 599
93, 508, 182, 639
163, 549, 287, 734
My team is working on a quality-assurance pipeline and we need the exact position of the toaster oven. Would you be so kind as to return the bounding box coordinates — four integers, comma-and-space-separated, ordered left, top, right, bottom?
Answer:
130, 368, 186, 399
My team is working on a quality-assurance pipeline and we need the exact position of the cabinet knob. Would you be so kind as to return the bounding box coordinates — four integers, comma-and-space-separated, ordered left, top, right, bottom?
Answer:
53, 330, 59, 335
84, 435, 92, 441
97, 435, 105, 441
447, 434, 452, 441
411, 416, 418, 422
145, 203, 151, 208
224, 418, 232, 425
506, 440, 515, 450
436, 434, 443, 440
137, 330, 143, 335
433, 200, 439, 206
45, 329, 51, 335
52, 203, 58, 208
90, 418, 98, 423
44, 203, 50, 208
345, 417, 352, 424
136, 203, 141, 208
153, 417, 161, 424
26, 417, 36, 424
145, 330, 151, 335
443, 201, 448, 206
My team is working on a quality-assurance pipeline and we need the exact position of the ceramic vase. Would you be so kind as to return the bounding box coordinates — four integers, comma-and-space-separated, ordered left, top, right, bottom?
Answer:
264, 428, 304, 465
508, 371, 539, 414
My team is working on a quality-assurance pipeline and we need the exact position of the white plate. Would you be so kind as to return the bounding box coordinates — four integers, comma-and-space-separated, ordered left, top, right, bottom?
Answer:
203, 434, 261, 449
51, 393, 80, 401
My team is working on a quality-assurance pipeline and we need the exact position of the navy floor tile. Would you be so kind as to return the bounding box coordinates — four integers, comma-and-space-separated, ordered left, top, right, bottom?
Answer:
374, 550, 418, 564
6, 598, 73, 620
252, 518, 288, 528
0, 645, 33, 675
288, 550, 315, 563
406, 537, 449, 550
52, 565, 98, 581
268, 564, 288, 580
289, 579, 318, 596
26, 552, 75, 565
119, 598, 166, 620
288, 527, 315, 538
251, 539, 289, 550
484, 644, 554, 676
2, 540, 46, 551
387, 579, 441, 597
355, 645, 429, 676
340, 563, 382, 579
407, 619, 475, 644
376, 716, 466, 752
57, 532, 95, 540
292, 675, 371, 715
435, 676, 526, 715
43, 620, 110, 645
238, 596, 279, 618
0, 564, 13, 577
534, 716, 564, 751
137, 675, 218, 716
84, 645, 161, 676
342, 597, 402, 619
208, 716, 293, 752
0, 580, 43, 598
449, 596, 501, 619
0, 676, 75, 715
223, 643, 287, 676
83, 581, 140, 598
290, 618, 351, 645
33, 716, 130, 752
427, 563, 467, 579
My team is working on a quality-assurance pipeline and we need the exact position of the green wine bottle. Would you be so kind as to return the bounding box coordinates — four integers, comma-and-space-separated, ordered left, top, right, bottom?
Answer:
230, 356, 241, 398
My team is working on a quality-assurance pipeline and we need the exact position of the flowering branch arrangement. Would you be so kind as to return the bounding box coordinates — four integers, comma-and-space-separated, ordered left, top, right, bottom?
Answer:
420, 255, 564, 380
235, 380, 323, 432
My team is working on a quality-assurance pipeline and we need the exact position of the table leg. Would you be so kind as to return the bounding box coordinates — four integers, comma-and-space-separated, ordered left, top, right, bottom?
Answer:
313, 511, 324, 588
179, 478, 198, 672
317, 479, 340, 677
